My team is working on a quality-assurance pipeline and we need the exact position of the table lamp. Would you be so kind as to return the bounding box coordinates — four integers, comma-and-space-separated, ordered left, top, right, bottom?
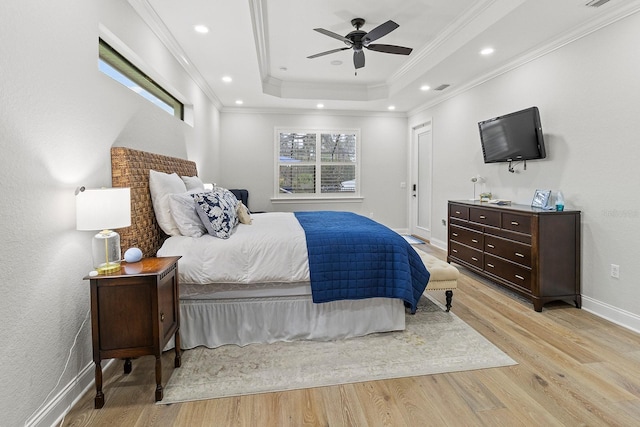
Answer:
76, 187, 131, 274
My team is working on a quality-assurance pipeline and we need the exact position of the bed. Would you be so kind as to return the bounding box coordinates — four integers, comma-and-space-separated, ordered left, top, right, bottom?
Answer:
111, 147, 430, 349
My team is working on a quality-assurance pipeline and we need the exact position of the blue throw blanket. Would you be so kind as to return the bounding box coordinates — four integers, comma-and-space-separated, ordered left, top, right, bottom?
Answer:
294, 211, 430, 313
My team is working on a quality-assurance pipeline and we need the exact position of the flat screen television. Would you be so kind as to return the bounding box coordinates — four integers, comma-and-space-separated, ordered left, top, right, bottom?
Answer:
478, 106, 546, 164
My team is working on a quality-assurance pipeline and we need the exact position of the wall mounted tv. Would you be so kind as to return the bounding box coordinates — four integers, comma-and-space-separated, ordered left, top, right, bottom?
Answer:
478, 106, 546, 167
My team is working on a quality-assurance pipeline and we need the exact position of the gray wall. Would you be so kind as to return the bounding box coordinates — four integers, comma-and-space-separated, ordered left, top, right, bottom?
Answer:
220, 111, 410, 229
0, 1, 220, 425
409, 11, 640, 329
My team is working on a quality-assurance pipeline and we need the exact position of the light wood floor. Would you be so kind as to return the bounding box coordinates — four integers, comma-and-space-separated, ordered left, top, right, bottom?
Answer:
62, 245, 640, 426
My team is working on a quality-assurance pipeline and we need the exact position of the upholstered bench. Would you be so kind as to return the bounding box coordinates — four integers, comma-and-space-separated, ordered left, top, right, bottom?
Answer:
417, 251, 459, 312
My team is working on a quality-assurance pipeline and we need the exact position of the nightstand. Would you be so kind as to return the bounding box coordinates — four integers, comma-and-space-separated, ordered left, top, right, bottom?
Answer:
84, 256, 182, 408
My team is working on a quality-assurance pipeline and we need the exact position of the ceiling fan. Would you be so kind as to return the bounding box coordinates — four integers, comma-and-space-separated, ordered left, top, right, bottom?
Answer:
307, 18, 413, 70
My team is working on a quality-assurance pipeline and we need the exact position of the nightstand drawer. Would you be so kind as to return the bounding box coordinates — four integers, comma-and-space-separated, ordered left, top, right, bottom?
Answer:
97, 283, 154, 352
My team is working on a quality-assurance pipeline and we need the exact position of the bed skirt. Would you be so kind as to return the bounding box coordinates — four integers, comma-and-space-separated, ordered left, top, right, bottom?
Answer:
167, 296, 406, 350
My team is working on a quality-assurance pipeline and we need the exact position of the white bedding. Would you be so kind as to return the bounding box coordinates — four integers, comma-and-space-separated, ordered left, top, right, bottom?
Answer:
157, 212, 310, 285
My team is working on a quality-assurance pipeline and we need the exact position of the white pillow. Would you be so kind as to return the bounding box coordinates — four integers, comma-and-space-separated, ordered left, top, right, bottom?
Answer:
168, 191, 207, 237
181, 175, 205, 191
237, 202, 252, 225
149, 170, 187, 236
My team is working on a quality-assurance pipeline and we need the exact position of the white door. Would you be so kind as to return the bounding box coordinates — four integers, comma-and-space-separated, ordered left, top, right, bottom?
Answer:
410, 123, 432, 241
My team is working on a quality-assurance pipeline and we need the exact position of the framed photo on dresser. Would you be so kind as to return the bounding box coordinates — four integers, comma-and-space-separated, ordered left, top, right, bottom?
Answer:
531, 189, 551, 209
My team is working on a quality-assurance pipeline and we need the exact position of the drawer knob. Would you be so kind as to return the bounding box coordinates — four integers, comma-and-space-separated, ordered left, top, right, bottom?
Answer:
515, 274, 525, 281
160, 313, 165, 322
452, 249, 458, 253
479, 215, 486, 219
487, 263, 494, 268
472, 257, 478, 261
455, 211, 461, 214
472, 239, 478, 243
487, 244, 495, 248
452, 233, 458, 237
511, 221, 519, 226
515, 252, 525, 258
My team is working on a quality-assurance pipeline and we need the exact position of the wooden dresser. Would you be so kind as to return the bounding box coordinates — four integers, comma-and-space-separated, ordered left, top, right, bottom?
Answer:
447, 200, 581, 311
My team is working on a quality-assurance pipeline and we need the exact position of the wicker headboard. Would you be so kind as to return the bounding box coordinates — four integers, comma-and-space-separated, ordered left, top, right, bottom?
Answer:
111, 147, 198, 257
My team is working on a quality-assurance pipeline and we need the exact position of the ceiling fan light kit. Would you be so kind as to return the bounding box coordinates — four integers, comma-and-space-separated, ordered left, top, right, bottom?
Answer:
308, 18, 413, 70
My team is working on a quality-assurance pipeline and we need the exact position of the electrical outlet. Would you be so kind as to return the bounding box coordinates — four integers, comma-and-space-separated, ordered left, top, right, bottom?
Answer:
442, 219, 447, 226
610, 264, 620, 279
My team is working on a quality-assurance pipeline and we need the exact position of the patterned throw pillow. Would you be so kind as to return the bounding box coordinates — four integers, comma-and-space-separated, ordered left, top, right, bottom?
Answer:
191, 190, 239, 239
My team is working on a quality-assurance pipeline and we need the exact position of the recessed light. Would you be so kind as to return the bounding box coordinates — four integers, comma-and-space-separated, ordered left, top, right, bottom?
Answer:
330, 60, 343, 66
480, 47, 494, 55
235, 100, 243, 105
388, 105, 396, 111
317, 103, 324, 109
194, 25, 209, 34
420, 85, 430, 91
279, 66, 288, 72
222, 76, 232, 83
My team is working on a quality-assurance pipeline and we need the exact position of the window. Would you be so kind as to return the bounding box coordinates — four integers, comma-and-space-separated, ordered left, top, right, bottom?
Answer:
98, 38, 184, 119
276, 129, 360, 198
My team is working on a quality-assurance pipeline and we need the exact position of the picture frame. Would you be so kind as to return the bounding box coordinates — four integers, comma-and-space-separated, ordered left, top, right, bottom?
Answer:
531, 189, 551, 209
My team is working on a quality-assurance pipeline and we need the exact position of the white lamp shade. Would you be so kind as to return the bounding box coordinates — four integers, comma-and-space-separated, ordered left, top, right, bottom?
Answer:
76, 188, 131, 231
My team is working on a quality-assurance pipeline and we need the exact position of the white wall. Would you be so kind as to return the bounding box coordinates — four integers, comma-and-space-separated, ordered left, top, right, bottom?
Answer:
409, 11, 640, 328
219, 111, 410, 229
0, 1, 220, 425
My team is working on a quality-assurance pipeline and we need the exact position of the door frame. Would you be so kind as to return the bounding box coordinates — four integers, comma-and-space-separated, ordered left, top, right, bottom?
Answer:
410, 121, 433, 242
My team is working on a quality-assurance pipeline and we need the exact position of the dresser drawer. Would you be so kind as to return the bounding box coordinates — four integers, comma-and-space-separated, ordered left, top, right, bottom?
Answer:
502, 212, 532, 235
484, 235, 532, 267
450, 225, 483, 250
449, 204, 469, 221
449, 241, 483, 269
484, 254, 532, 292
469, 208, 500, 227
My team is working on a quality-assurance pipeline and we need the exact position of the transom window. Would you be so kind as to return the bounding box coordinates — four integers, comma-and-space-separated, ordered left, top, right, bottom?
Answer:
276, 129, 360, 197
98, 38, 184, 119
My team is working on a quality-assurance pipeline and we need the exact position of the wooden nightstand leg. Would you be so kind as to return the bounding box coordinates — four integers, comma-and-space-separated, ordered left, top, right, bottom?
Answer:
445, 290, 453, 312
94, 361, 105, 409
174, 330, 182, 368
155, 356, 163, 402
123, 358, 132, 374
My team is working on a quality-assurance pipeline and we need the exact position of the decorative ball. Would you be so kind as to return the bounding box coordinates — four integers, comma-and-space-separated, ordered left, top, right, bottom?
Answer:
124, 247, 143, 263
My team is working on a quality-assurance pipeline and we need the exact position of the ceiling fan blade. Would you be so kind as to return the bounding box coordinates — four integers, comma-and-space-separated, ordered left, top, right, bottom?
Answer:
366, 44, 413, 55
353, 50, 365, 69
313, 28, 351, 44
307, 47, 350, 59
363, 20, 399, 44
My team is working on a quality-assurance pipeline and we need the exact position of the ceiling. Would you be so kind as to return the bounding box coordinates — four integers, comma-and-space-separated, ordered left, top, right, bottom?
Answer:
129, 0, 640, 114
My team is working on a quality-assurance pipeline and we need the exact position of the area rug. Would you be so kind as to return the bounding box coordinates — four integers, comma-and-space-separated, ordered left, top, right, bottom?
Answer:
402, 235, 425, 244
160, 295, 516, 404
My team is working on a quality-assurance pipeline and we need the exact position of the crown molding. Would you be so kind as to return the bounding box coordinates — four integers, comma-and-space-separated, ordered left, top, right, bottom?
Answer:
127, 0, 222, 109
409, 0, 640, 117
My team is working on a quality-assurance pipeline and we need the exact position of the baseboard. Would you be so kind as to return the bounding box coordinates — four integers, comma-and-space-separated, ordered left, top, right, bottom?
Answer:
429, 237, 447, 251
25, 360, 114, 427
581, 296, 640, 334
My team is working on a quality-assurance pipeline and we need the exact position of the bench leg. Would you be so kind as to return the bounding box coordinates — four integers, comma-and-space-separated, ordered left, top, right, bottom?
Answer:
445, 290, 453, 312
